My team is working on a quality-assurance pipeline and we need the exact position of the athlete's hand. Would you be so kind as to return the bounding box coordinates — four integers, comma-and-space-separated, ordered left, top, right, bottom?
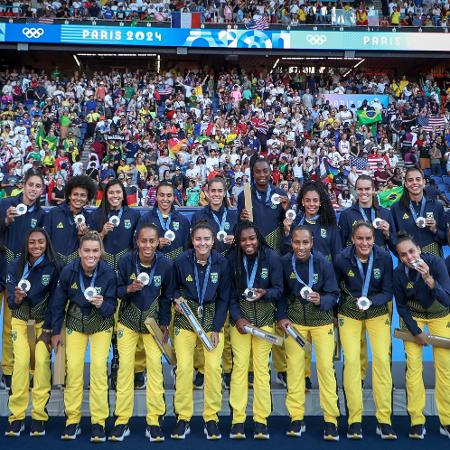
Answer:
159, 237, 172, 248
425, 217, 437, 233
77, 222, 89, 236
211, 331, 219, 348
90, 294, 104, 308
174, 299, 184, 314
224, 235, 234, 245
127, 280, 144, 293
277, 318, 292, 332
51, 334, 64, 352
38, 330, 52, 352
236, 318, 251, 334
283, 217, 293, 236
101, 221, 114, 236
159, 325, 169, 343
14, 286, 27, 304
253, 288, 267, 301
240, 208, 251, 221
414, 332, 429, 346
379, 219, 390, 238
308, 291, 321, 306
280, 195, 290, 210
5, 206, 19, 225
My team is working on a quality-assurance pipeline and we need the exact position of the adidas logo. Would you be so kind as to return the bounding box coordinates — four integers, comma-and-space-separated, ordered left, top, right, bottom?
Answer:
71, 282, 78, 289
290, 272, 296, 279
402, 213, 409, 219
186, 274, 193, 282
406, 282, 414, 289
130, 273, 136, 280
57, 222, 64, 229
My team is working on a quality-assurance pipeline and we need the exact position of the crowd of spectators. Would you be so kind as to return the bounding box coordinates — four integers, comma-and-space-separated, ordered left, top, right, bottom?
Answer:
0, 0, 448, 27
0, 63, 449, 209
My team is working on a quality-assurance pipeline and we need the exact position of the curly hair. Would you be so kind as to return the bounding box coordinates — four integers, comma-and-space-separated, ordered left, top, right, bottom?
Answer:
65, 175, 97, 203
297, 181, 337, 226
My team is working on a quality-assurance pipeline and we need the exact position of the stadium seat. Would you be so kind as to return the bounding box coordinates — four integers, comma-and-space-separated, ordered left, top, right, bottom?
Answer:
443, 176, 450, 185
437, 183, 448, 193
431, 176, 443, 184
423, 168, 432, 177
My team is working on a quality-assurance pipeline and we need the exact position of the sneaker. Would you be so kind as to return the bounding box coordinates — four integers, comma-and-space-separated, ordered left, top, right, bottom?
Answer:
30, 420, 46, 437
286, 420, 306, 437
204, 420, 222, 440
146, 425, 165, 442
230, 423, 246, 440
61, 423, 81, 440
409, 424, 426, 440
171, 420, 190, 440
90, 424, 106, 443
1, 374, 12, 390
108, 424, 130, 442
376, 423, 397, 440
5, 420, 25, 437
248, 371, 254, 388
254, 422, 270, 440
194, 371, 204, 390
305, 376, 312, 391
347, 422, 363, 440
323, 422, 339, 441
440, 425, 450, 438
134, 372, 146, 390
276, 371, 287, 387
222, 372, 231, 389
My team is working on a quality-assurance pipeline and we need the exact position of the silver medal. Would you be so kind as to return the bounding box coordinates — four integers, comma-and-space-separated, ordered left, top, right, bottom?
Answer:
16, 203, 28, 216
415, 217, 426, 228
18, 279, 31, 292
300, 286, 313, 300
84, 286, 97, 301
271, 193, 281, 205
109, 215, 120, 227
357, 296, 372, 311
286, 209, 297, 221
164, 230, 176, 242
74, 214, 86, 225
137, 272, 150, 286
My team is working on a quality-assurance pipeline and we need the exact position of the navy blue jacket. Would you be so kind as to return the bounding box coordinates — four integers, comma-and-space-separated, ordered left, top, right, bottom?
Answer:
0, 195, 45, 261
394, 254, 450, 336
7, 255, 59, 328
173, 249, 231, 332
391, 198, 447, 255
42, 203, 96, 264
335, 245, 394, 307
90, 206, 141, 269
191, 205, 238, 254
283, 215, 342, 261
117, 250, 174, 326
51, 259, 117, 335
138, 206, 190, 260
0, 253, 6, 292
279, 251, 339, 321
338, 203, 397, 251
237, 184, 286, 250
227, 246, 283, 323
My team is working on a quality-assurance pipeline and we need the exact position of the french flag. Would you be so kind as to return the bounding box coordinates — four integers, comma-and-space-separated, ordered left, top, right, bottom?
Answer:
171, 12, 201, 28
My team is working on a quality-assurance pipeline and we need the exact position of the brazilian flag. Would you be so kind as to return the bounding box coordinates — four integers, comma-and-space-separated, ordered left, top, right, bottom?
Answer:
378, 186, 403, 208
356, 109, 382, 125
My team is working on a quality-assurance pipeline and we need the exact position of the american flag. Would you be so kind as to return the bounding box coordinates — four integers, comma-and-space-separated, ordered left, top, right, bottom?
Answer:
422, 115, 447, 132
158, 85, 172, 96
245, 16, 270, 30
350, 156, 368, 173
38, 17, 54, 24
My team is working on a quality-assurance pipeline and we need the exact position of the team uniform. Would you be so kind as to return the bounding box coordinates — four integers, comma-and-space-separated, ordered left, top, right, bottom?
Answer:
279, 251, 340, 434
90, 206, 141, 270
391, 197, 447, 256
138, 206, 190, 261
338, 203, 397, 251
51, 259, 117, 436
6, 255, 59, 432
0, 195, 45, 382
284, 214, 343, 261
237, 184, 286, 374
172, 249, 231, 431
112, 250, 174, 439
335, 245, 395, 434
191, 205, 238, 380
228, 247, 283, 433
42, 203, 96, 264
394, 254, 450, 435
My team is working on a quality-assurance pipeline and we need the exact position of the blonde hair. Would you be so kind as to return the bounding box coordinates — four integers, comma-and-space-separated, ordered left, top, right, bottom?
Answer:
79, 230, 104, 255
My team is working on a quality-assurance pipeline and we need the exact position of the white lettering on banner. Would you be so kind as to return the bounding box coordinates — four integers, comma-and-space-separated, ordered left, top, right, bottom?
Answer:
80, 29, 161, 42
362, 35, 402, 47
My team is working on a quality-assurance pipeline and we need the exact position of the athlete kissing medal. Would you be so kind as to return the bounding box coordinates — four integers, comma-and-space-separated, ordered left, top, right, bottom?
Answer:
411, 259, 423, 269
137, 272, 150, 286
74, 214, 86, 225
216, 230, 227, 242
16, 203, 28, 215
109, 215, 120, 227
286, 209, 297, 221
18, 279, 31, 292
164, 229, 176, 242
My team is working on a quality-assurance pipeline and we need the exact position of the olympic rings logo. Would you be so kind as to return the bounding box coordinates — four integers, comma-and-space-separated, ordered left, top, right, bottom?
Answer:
22, 27, 44, 39
306, 34, 327, 46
